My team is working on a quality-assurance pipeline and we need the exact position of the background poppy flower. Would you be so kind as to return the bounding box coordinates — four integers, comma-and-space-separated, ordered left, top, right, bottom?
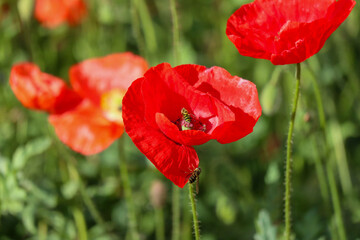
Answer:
122, 63, 261, 187
10, 53, 148, 155
226, 0, 356, 65
35, 0, 87, 28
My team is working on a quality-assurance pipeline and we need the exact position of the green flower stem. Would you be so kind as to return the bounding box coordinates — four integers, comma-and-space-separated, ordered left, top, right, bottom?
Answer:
49, 125, 105, 227
131, 0, 146, 57
169, 0, 180, 65
155, 207, 165, 240
135, 0, 157, 57
65, 156, 105, 227
72, 206, 88, 240
12, 0, 34, 61
79, 182, 105, 226
327, 160, 347, 240
189, 184, 200, 240
312, 141, 330, 202
307, 65, 347, 240
38, 221, 48, 240
284, 63, 301, 240
172, 186, 181, 240
118, 136, 140, 240
170, 1, 181, 239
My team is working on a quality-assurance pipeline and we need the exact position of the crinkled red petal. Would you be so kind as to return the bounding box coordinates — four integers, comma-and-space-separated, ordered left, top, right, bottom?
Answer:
10, 62, 82, 114
49, 100, 124, 155
123, 78, 199, 188
226, 0, 356, 65
141, 63, 238, 146
155, 113, 211, 146
175, 64, 262, 143
70, 52, 148, 105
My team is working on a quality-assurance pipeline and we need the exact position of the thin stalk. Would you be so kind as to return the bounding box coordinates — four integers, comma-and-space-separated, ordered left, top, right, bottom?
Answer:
66, 157, 105, 226
306, 65, 347, 240
327, 161, 347, 240
170, 1, 181, 239
284, 63, 301, 240
49, 125, 105, 226
172, 186, 180, 240
155, 207, 165, 240
118, 136, 139, 240
169, 0, 180, 65
135, 0, 157, 56
79, 183, 105, 226
189, 184, 200, 240
312, 140, 330, 202
38, 221, 48, 240
72, 206, 88, 240
131, 0, 146, 57
12, 0, 34, 61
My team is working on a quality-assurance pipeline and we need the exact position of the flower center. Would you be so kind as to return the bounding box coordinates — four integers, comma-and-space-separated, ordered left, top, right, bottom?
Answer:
100, 89, 126, 124
175, 108, 206, 132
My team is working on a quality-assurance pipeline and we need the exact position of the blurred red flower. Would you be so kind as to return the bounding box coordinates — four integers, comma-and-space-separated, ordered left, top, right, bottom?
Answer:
10, 53, 148, 155
35, 0, 87, 28
123, 63, 261, 187
226, 0, 356, 65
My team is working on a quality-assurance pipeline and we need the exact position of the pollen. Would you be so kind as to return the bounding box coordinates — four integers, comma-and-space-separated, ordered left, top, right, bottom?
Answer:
175, 108, 206, 132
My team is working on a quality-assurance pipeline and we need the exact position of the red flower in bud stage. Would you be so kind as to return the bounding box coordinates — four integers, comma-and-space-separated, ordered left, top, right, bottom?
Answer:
226, 0, 356, 65
123, 63, 262, 187
10, 53, 148, 155
35, 0, 87, 28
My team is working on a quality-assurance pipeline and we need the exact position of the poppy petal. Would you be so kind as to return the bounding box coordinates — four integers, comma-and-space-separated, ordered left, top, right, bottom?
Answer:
63, 0, 87, 26
70, 53, 148, 104
49, 100, 123, 155
141, 63, 228, 133
35, 0, 86, 28
9, 62, 82, 114
123, 78, 199, 188
35, 0, 67, 28
226, 0, 356, 65
175, 64, 262, 143
155, 112, 211, 146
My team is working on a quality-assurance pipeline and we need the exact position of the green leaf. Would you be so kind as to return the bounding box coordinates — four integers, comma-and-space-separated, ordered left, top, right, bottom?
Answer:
61, 180, 80, 200
215, 195, 236, 225
22, 203, 37, 234
12, 137, 52, 171
254, 210, 277, 240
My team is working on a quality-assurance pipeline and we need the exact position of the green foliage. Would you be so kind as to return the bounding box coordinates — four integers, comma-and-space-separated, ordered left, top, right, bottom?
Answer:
1, 0, 360, 239
254, 210, 277, 240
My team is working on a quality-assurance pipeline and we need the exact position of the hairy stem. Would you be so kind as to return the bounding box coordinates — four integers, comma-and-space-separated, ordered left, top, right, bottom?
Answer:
189, 184, 200, 240
284, 63, 301, 240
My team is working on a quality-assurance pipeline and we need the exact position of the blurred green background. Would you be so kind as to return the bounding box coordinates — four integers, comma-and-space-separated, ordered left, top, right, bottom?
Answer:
0, 0, 359, 239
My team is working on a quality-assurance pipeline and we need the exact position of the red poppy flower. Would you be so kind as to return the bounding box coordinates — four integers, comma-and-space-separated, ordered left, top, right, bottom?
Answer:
226, 0, 356, 65
35, 0, 87, 28
10, 53, 148, 155
122, 63, 261, 187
